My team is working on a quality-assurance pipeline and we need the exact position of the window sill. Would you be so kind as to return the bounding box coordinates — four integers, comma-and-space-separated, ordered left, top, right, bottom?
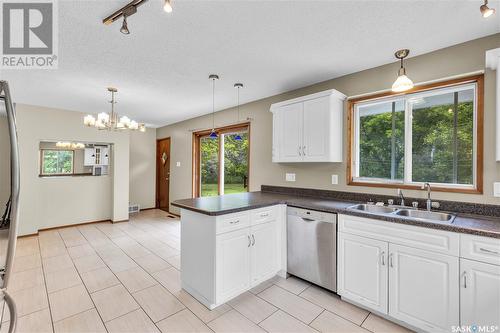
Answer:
39, 173, 96, 178
348, 180, 482, 195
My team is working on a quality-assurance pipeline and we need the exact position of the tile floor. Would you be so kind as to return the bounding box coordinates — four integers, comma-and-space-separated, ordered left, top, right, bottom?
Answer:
2, 209, 414, 333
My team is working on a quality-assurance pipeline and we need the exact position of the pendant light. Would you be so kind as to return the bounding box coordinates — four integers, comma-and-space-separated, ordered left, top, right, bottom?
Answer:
234, 83, 244, 141
209, 74, 219, 139
163, 0, 173, 13
120, 16, 130, 34
391, 49, 414, 93
480, 0, 496, 17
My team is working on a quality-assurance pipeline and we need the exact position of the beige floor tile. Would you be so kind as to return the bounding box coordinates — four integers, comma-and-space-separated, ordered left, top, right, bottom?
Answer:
249, 276, 279, 295
12, 253, 42, 273
62, 235, 88, 248
42, 254, 74, 273
73, 254, 106, 273
4, 286, 48, 318
49, 284, 94, 322
106, 256, 138, 273
3, 308, 52, 333
165, 255, 181, 270
228, 292, 277, 324
310, 310, 370, 333
46, 266, 82, 293
300, 286, 369, 325
67, 244, 96, 259
134, 254, 171, 274
8, 267, 45, 292
259, 310, 319, 333
116, 267, 158, 293
208, 310, 265, 333
54, 308, 107, 333
40, 243, 67, 258
258, 286, 323, 324
133, 284, 185, 322
156, 309, 212, 333
274, 276, 310, 295
152, 267, 181, 294
120, 243, 152, 259
175, 290, 231, 323
105, 309, 159, 333
15, 240, 40, 258
361, 313, 414, 333
152, 245, 179, 260
80, 266, 120, 293
91, 284, 139, 322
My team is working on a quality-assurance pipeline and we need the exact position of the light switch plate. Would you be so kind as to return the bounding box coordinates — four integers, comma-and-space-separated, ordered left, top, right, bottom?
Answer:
494, 182, 500, 197
331, 175, 339, 185
286, 173, 296, 182
176, 162, 181, 167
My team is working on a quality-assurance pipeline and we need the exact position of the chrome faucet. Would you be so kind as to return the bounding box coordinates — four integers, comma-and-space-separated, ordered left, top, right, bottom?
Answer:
422, 183, 432, 211
397, 189, 405, 206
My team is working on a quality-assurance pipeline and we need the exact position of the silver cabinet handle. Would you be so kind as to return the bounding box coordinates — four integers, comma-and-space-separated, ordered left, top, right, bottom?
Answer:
302, 146, 306, 156
252, 235, 255, 246
380, 251, 386, 266
479, 247, 499, 255
463, 271, 467, 288
389, 253, 394, 267
247, 235, 251, 247
229, 220, 240, 225
298, 147, 301, 156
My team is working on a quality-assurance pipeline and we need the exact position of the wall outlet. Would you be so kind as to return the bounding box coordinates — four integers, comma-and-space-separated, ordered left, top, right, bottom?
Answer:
494, 182, 500, 197
331, 174, 339, 185
176, 162, 181, 167
285, 173, 296, 182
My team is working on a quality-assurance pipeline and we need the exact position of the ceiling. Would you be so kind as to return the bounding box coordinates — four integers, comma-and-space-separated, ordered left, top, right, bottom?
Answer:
1, 0, 499, 127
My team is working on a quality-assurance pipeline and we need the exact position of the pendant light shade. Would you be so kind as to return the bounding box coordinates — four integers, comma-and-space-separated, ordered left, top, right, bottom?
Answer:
209, 74, 219, 139
163, 0, 173, 13
120, 16, 130, 34
234, 83, 244, 141
391, 49, 414, 93
480, 0, 495, 17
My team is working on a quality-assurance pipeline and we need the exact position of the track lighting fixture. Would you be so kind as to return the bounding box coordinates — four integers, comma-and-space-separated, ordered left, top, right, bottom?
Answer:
480, 0, 496, 18
120, 16, 130, 35
163, 0, 173, 13
391, 49, 414, 93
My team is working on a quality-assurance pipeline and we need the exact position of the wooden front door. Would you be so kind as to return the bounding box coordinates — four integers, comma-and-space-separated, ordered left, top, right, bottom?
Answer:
156, 138, 171, 212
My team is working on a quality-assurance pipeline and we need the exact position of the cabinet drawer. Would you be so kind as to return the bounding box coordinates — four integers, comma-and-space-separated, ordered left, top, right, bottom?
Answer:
338, 214, 459, 256
460, 234, 500, 266
251, 206, 278, 226
216, 212, 250, 235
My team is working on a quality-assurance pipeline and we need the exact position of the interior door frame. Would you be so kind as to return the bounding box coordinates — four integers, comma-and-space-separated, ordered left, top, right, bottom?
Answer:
156, 137, 171, 211
192, 122, 251, 198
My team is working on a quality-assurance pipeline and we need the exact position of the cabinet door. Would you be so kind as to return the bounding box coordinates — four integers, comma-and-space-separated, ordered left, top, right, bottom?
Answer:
250, 221, 278, 285
277, 103, 303, 162
388, 244, 459, 332
100, 147, 110, 165
84, 148, 95, 166
338, 232, 388, 314
216, 228, 250, 303
303, 96, 329, 161
460, 258, 500, 328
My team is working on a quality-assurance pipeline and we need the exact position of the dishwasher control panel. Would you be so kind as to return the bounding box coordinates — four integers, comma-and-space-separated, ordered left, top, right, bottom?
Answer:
287, 207, 336, 223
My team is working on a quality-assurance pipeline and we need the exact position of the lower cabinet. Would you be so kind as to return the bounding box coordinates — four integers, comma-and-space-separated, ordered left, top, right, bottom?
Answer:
460, 258, 500, 329
216, 220, 279, 304
388, 244, 459, 332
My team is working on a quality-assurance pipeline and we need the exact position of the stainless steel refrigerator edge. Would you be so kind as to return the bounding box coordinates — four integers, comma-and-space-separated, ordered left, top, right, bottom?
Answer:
0, 81, 21, 333
287, 207, 337, 292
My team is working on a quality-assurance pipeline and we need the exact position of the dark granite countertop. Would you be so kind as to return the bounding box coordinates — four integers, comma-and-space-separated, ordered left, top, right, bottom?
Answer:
172, 191, 500, 238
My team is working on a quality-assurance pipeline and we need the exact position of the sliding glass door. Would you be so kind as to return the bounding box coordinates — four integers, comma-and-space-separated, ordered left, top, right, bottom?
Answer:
195, 124, 249, 197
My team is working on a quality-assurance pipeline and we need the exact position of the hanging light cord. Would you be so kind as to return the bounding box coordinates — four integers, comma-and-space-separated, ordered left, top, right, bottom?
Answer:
237, 86, 240, 122
212, 78, 215, 130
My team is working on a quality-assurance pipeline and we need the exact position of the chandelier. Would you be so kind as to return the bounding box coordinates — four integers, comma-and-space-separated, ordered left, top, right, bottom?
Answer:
84, 87, 146, 132
56, 142, 85, 149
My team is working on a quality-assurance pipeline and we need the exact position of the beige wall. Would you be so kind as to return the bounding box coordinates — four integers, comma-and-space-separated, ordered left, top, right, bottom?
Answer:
16, 104, 131, 235
157, 33, 500, 214
129, 128, 156, 209
0, 116, 10, 211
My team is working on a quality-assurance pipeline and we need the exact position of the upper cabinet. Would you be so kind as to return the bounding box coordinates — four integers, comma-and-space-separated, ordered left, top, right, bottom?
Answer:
270, 89, 346, 162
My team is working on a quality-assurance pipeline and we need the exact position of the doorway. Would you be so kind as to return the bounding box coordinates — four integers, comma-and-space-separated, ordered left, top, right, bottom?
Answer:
193, 123, 250, 197
156, 137, 171, 212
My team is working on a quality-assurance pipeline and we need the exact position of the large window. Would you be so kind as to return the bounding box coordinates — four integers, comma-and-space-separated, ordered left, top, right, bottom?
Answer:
194, 124, 250, 197
350, 76, 483, 193
40, 150, 74, 175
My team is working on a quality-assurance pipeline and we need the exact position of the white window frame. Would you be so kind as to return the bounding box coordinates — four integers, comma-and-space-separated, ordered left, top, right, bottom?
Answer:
40, 149, 74, 176
352, 82, 478, 190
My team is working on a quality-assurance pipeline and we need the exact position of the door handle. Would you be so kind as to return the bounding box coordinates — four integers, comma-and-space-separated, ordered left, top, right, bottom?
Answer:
251, 234, 255, 246
301, 217, 315, 222
165, 178, 169, 181
380, 251, 385, 266
389, 253, 394, 267
462, 271, 468, 288
247, 235, 251, 247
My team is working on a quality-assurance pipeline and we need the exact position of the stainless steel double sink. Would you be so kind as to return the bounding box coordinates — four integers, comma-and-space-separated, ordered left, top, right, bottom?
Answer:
347, 204, 456, 224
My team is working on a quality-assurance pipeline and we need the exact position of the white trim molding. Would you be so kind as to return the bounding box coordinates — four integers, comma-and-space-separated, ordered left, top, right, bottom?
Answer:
486, 48, 500, 161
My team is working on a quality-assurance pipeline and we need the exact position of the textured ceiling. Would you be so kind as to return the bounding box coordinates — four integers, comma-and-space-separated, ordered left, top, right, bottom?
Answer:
1, 0, 499, 127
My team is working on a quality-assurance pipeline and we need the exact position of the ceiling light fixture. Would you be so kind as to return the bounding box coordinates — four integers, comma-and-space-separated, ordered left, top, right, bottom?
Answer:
391, 49, 414, 93
163, 0, 173, 13
234, 83, 244, 141
120, 16, 130, 35
209, 74, 219, 139
480, 0, 496, 17
83, 87, 146, 132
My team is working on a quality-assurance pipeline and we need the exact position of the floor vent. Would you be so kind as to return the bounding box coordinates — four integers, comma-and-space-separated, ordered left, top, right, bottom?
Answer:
129, 204, 140, 214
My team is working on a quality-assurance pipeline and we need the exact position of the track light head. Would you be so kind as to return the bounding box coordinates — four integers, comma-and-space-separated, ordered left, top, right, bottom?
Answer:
480, 0, 496, 17
120, 16, 130, 34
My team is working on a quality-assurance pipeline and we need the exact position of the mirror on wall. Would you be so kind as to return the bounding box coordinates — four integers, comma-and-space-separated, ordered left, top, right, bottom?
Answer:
39, 141, 112, 177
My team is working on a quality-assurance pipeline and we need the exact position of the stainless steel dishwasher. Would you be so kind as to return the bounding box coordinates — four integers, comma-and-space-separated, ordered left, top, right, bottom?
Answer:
287, 207, 337, 292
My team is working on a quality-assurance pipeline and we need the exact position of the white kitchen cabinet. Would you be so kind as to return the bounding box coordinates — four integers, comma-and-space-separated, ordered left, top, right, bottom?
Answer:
84, 148, 95, 166
270, 89, 346, 163
83, 146, 110, 166
338, 232, 388, 314
388, 243, 459, 332
460, 258, 500, 328
250, 221, 279, 284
